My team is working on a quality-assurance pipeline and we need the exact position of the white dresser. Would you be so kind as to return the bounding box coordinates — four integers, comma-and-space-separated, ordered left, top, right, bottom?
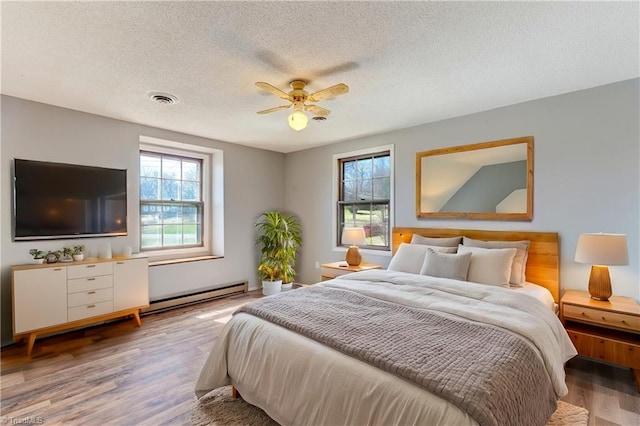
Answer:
12, 256, 149, 355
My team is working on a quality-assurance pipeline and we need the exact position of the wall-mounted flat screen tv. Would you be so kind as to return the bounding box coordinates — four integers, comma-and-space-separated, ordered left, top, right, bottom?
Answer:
13, 159, 127, 241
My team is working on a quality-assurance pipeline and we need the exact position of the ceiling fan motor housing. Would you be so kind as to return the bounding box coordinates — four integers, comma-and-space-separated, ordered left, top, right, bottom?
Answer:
289, 80, 309, 103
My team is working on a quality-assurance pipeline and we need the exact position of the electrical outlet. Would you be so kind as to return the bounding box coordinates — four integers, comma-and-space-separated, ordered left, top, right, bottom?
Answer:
315, 261, 320, 269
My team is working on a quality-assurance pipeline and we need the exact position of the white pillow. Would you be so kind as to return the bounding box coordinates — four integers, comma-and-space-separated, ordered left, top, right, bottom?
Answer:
411, 234, 462, 247
457, 245, 517, 287
388, 243, 457, 274
420, 249, 472, 281
462, 237, 530, 287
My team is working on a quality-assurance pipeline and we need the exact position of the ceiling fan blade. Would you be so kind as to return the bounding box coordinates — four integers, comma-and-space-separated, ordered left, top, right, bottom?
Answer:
257, 104, 291, 114
255, 82, 290, 100
308, 83, 349, 102
305, 104, 331, 117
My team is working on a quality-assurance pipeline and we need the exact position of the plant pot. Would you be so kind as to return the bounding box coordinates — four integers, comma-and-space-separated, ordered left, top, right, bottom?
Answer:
281, 282, 293, 291
32, 258, 44, 264
262, 280, 282, 296
73, 254, 84, 261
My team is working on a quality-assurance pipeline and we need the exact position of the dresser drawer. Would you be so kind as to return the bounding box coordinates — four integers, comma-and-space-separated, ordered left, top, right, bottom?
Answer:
67, 275, 113, 293
68, 300, 113, 322
564, 304, 640, 333
67, 262, 113, 279
67, 288, 113, 308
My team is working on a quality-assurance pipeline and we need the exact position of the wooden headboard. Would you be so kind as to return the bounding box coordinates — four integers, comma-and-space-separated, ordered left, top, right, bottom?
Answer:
392, 228, 560, 302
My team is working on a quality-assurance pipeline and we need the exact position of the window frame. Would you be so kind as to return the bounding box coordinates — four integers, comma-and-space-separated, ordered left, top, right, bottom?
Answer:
139, 137, 219, 260
139, 150, 204, 251
333, 144, 394, 255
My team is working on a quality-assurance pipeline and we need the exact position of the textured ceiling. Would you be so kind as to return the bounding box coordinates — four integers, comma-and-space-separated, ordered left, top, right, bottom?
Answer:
2, 1, 638, 153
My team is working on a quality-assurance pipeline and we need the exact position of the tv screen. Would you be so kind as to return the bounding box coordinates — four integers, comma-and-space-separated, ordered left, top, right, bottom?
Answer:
13, 159, 127, 240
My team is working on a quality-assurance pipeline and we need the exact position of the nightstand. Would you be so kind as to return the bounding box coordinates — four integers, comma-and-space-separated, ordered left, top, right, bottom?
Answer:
320, 261, 382, 281
560, 289, 640, 391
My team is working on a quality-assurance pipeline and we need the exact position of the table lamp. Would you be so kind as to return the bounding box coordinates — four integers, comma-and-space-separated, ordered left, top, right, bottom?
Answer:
574, 233, 628, 301
341, 227, 366, 266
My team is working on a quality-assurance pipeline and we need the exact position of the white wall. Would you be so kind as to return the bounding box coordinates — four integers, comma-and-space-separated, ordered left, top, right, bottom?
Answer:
1, 95, 285, 345
285, 79, 640, 301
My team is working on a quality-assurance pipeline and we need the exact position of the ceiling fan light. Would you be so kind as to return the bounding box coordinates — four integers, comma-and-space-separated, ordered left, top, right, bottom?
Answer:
288, 110, 308, 131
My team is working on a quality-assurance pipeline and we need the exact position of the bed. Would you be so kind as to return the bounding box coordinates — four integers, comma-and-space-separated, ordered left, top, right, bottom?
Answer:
195, 228, 577, 426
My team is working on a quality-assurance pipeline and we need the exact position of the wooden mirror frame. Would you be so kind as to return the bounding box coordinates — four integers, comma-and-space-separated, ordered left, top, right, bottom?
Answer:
416, 136, 533, 221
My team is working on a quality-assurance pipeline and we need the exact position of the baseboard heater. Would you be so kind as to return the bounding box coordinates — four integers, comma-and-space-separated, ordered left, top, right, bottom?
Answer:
141, 281, 248, 315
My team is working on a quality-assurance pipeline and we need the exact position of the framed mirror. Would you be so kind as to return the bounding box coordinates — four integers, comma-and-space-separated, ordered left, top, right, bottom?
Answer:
416, 136, 533, 220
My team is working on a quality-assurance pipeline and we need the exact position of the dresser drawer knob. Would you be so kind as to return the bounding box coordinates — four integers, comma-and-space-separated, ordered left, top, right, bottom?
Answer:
87, 305, 95, 309
87, 291, 96, 295
87, 265, 96, 268
87, 278, 96, 281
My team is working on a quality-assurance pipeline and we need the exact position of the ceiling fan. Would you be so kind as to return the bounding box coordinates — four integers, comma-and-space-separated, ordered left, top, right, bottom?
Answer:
255, 80, 349, 131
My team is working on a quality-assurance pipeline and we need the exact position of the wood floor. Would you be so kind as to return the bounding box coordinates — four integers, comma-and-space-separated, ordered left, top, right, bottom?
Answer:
1, 291, 638, 425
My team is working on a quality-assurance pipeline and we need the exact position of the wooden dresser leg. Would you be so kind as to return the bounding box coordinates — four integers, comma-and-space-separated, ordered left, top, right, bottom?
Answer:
231, 386, 241, 399
26, 333, 37, 356
133, 310, 142, 327
632, 368, 640, 393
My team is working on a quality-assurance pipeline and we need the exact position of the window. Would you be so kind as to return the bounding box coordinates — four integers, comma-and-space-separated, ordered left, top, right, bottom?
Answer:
140, 151, 203, 250
337, 147, 393, 251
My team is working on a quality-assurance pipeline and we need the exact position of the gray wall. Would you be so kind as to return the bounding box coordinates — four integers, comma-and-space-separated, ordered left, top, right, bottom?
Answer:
1, 95, 285, 346
285, 79, 640, 300
3, 79, 638, 346
442, 160, 527, 212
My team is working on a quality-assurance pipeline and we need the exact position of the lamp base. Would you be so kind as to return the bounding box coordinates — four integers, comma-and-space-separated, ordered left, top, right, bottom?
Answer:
588, 265, 612, 301
345, 246, 362, 266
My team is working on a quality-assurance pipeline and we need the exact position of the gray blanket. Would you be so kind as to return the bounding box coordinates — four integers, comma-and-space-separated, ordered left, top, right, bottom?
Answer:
238, 286, 557, 426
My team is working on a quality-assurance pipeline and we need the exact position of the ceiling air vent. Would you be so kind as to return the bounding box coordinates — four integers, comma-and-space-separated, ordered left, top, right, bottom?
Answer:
148, 92, 179, 105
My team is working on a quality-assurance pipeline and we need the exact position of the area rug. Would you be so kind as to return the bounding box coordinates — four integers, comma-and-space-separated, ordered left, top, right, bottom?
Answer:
191, 386, 588, 426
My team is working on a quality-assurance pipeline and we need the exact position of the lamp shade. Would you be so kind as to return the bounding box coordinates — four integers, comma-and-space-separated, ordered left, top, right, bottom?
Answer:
341, 227, 366, 246
575, 233, 629, 266
288, 110, 308, 131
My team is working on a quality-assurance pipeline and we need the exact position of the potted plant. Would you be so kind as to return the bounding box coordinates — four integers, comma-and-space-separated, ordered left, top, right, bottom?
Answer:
29, 249, 45, 264
60, 247, 73, 262
72, 245, 85, 261
45, 250, 61, 264
257, 259, 282, 296
255, 211, 302, 292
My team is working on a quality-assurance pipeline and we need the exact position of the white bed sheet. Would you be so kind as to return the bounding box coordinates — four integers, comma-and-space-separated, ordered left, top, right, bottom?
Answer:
196, 270, 576, 426
513, 282, 557, 312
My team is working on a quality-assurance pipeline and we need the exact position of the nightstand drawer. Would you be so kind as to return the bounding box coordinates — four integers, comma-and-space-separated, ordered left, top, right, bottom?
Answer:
321, 267, 354, 280
320, 262, 382, 281
566, 328, 640, 369
564, 304, 640, 333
